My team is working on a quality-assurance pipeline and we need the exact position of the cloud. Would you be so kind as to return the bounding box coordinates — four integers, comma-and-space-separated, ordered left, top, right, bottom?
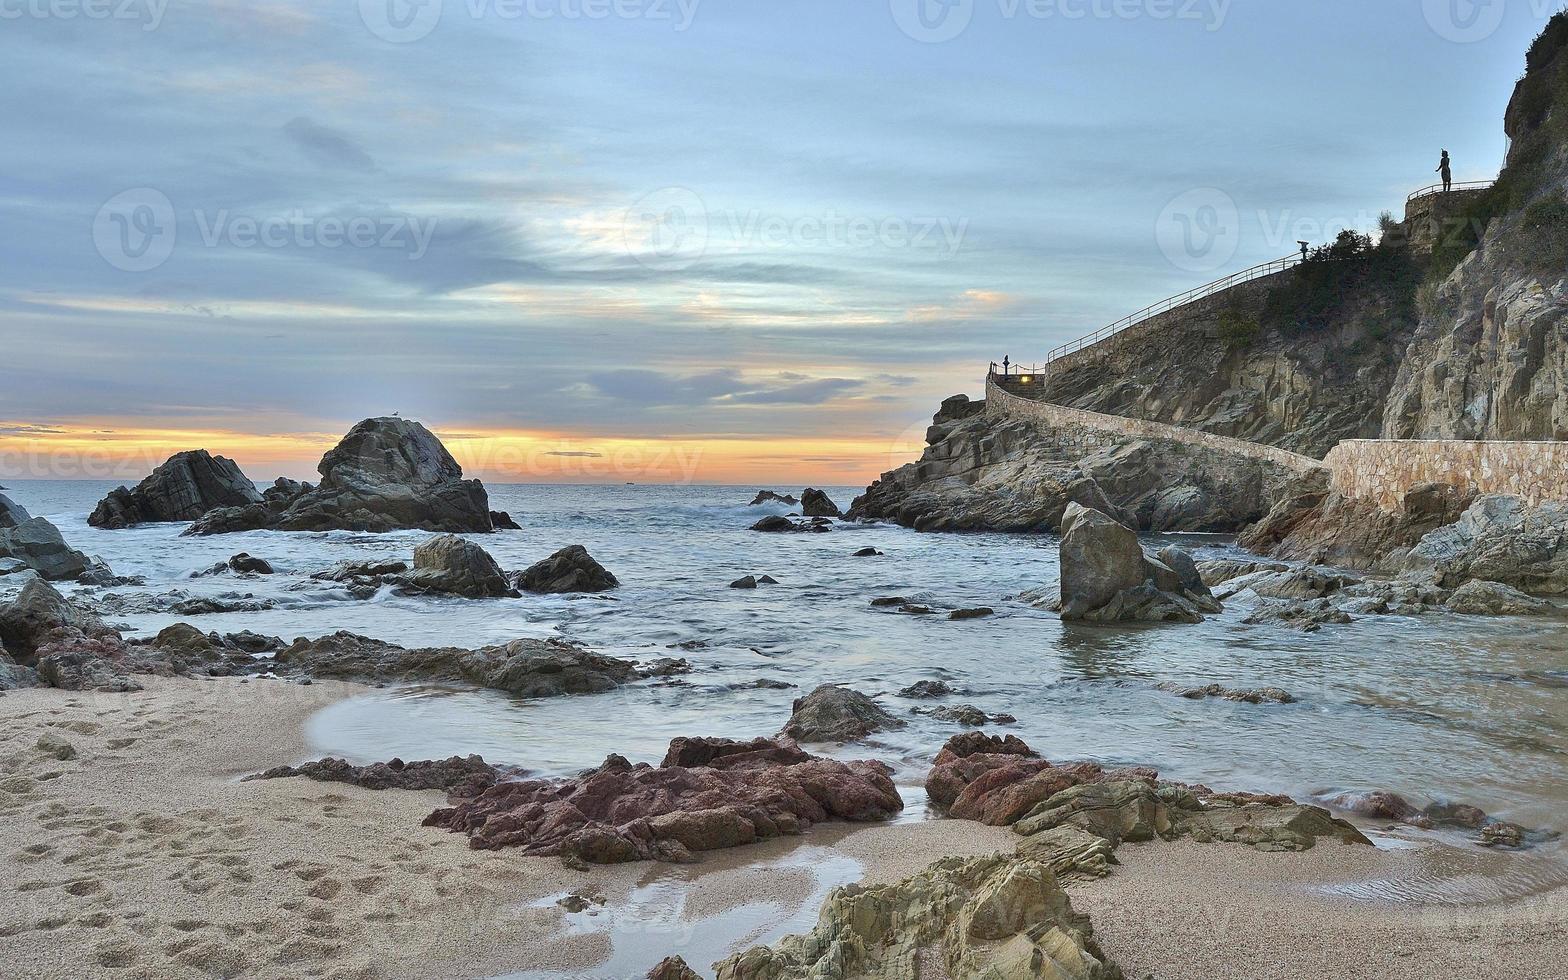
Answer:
0, 423, 67, 435
723, 378, 864, 405
581, 369, 867, 409
283, 117, 375, 172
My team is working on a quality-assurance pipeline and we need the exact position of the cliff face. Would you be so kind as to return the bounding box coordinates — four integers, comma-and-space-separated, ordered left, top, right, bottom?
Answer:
1040, 253, 1421, 460
1382, 32, 1568, 439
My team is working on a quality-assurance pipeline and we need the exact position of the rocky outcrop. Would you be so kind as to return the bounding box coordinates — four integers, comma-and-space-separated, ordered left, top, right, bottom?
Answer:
780, 685, 906, 743
749, 515, 829, 533
849, 408, 1294, 534
423, 737, 901, 863
1159, 683, 1296, 704
799, 488, 841, 518
189, 418, 494, 535
89, 450, 262, 528
1240, 480, 1473, 572
648, 957, 702, 980
514, 545, 618, 593
245, 755, 504, 798
1401, 495, 1568, 594
1057, 504, 1220, 624
271, 631, 673, 697
406, 535, 511, 598
0, 517, 91, 581
715, 852, 1119, 980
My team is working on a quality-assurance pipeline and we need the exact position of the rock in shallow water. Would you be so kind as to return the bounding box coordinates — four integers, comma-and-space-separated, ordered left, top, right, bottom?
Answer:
515, 545, 618, 594
1057, 503, 1218, 624
780, 684, 906, 743
406, 534, 511, 598
0, 517, 91, 581
423, 737, 901, 863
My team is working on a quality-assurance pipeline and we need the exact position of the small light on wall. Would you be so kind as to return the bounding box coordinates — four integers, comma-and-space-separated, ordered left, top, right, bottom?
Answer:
1020, 375, 1033, 384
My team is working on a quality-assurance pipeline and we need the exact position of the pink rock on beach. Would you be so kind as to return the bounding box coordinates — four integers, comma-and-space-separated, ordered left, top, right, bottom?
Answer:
423, 736, 902, 864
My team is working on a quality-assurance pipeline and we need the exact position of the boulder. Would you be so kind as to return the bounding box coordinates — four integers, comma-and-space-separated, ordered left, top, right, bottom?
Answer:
90, 451, 261, 528
1443, 578, 1552, 615
852, 547, 881, 557
948, 607, 994, 620
780, 685, 907, 743
749, 515, 820, 533
406, 535, 511, 598
0, 653, 42, 691
1195, 558, 1289, 587
0, 517, 91, 581
713, 852, 1118, 980
423, 737, 901, 862
800, 489, 841, 518
729, 575, 758, 589
36, 645, 142, 693
0, 492, 29, 529
515, 545, 618, 594
898, 679, 955, 699
489, 510, 522, 530
1058, 504, 1216, 624
0, 578, 84, 659
245, 755, 504, 798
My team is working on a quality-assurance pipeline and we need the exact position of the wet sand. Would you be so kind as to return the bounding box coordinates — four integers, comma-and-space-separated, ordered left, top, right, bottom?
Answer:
1, 677, 1564, 979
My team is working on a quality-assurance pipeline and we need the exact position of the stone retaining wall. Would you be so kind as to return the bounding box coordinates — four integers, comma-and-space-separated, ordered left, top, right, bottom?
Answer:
1323, 439, 1568, 510
986, 379, 1326, 476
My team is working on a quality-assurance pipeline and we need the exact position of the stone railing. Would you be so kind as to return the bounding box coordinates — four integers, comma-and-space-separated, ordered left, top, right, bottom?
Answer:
1323, 439, 1568, 511
985, 377, 1326, 476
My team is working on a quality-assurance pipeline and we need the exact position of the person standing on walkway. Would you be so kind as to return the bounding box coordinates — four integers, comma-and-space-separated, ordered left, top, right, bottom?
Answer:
1437, 150, 1452, 193
1002, 355, 1011, 376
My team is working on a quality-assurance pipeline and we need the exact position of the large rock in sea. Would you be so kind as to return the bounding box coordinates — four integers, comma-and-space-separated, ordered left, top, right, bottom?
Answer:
423, 736, 901, 863
90, 450, 262, 528
0, 517, 91, 581
515, 545, 618, 593
188, 418, 495, 535
780, 684, 907, 743
800, 488, 841, 518
1057, 503, 1219, 624
406, 535, 511, 598
714, 851, 1119, 980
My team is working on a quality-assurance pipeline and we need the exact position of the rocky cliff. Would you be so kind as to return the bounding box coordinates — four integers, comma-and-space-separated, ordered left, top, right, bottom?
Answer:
1382, 22, 1568, 440
1038, 245, 1422, 460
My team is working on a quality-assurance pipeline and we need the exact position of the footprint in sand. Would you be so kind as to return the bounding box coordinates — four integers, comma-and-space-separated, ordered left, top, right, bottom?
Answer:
91, 939, 138, 968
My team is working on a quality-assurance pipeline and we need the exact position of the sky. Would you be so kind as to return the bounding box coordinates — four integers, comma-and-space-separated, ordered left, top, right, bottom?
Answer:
0, 0, 1557, 485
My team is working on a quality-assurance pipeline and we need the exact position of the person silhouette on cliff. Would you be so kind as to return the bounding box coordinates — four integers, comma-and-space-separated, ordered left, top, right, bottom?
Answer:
1437, 150, 1452, 193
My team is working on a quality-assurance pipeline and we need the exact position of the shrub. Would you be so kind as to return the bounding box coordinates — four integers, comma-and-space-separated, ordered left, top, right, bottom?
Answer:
1216, 307, 1260, 348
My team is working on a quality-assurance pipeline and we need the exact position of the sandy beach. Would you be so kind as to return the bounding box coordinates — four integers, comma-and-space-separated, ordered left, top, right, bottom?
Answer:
2, 677, 1565, 980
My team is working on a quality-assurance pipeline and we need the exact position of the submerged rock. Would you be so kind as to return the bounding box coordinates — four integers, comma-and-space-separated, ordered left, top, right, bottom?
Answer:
273, 631, 652, 698
245, 755, 504, 798
89, 450, 261, 528
423, 736, 901, 863
780, 685, 907, 743
714, 852, 1118, 980
515, 545, 619, 594
406, 535, 511, 598
914, 704, 1016, 727
749, 490, 798, 506
1160, 683, 1296, 704
226, 553, 273, 575
898, 679, 955, 699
